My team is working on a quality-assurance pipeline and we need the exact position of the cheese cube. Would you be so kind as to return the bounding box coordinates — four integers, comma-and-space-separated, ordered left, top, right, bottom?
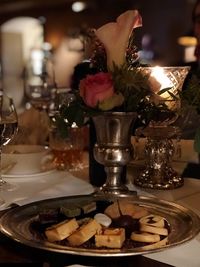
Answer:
95, 228, 125, 248
45, 218, 79, 242
67, 219, 102, 246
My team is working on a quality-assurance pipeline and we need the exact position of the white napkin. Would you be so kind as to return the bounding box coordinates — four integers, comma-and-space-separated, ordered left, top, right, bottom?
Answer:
146, 237, 200, 267
0, 170, 94, 210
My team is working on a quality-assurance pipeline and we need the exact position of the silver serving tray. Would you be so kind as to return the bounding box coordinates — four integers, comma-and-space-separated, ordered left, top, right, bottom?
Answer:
0, 194, 200, 257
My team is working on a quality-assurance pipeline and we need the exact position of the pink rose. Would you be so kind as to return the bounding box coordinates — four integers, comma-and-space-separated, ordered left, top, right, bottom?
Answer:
79, 72, 114, 108
95, 10, 142, 69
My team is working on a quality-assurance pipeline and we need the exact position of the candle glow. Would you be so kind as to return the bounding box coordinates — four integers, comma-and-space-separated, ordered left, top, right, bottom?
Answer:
150, 66, 174, 100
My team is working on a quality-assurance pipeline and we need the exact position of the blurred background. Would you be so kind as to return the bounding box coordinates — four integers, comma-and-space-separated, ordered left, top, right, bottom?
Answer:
0, 0, 197, 113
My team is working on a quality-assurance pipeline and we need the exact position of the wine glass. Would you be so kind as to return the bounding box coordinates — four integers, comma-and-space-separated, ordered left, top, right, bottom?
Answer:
0, 91, 18, 192
24, 53, 56, 146
24, 48, 56, 112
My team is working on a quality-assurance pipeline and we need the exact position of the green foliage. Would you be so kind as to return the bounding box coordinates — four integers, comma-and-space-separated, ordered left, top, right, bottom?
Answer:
158, 87, 178, 101
54, 114, 70, 139
55, 95, 100, 137
60, 100, 84, 126
55, 65, 153, 133
111, 64, 151, 112
138, 100, 176, 125
194, 127, 200, 153
180, 73, 200, 153
180, 74, 200, 114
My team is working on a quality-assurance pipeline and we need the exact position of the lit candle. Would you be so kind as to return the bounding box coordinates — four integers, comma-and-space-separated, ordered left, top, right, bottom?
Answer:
150, 66, 173, 99
148, 66, 179, 111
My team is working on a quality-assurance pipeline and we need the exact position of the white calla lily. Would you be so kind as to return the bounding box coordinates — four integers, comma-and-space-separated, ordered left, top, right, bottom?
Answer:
95, 10, 142, 70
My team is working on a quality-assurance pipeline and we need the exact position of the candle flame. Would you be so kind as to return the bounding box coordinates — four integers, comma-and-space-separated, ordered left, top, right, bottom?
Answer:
150, 66, 173, 91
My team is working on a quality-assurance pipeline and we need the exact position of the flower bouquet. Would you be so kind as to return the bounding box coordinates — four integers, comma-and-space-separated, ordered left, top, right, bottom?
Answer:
54, 10, 154, 194
56, 10, 167, 134
54, 9, 192, 193
55, 9, 195, 134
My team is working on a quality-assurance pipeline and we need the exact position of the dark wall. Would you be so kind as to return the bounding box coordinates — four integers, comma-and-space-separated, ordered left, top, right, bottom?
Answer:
0, 0, 195, 65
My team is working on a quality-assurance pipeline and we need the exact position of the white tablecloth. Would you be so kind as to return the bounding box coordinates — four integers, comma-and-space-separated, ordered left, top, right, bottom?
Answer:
1, 169, 94, 209
1, 152, 200, 267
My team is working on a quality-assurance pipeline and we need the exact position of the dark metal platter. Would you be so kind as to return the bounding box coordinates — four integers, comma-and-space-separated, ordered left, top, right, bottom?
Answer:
0, 194, 200, 257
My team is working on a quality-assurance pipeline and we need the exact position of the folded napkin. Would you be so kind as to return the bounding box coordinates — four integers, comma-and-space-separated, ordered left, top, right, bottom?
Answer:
1, 170, 94, 210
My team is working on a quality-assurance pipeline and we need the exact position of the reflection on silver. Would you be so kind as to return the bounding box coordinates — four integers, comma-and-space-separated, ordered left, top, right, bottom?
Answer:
92, 112, 137, 196
0, 194, 199, 257
134, 66, 190, 190
134, 126, 183, 189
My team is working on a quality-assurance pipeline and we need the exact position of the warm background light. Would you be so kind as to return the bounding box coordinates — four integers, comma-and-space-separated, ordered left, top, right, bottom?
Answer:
177, 36, 197, 46
71, 1, 87, 13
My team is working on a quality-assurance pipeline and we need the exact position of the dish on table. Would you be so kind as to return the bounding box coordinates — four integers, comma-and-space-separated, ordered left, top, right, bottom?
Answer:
2, 168, 55, 179
2, 144, 51, 175
0, 194, 199, 257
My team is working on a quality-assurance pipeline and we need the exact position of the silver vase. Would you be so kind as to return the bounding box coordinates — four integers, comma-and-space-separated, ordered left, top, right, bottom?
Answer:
92, 112, 137, 196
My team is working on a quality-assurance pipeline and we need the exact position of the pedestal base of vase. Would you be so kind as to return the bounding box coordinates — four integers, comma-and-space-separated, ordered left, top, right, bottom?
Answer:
92, 163, 137, 197
94, 187, 137, 198
134, 126, 184, 190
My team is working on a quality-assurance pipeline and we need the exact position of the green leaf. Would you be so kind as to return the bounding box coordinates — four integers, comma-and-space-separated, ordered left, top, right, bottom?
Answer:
60, 100, 86, 125
54, 115, 69, 138
99, 93, 124, 111
167, 90, 179, 100
157, 87, 172, 95
194, 127, 200, 153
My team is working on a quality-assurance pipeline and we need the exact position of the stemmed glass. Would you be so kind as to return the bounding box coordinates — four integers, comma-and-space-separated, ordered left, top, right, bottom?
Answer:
0, 90, 18, 193
24, 54, 56, 147
24, 51, 56, 112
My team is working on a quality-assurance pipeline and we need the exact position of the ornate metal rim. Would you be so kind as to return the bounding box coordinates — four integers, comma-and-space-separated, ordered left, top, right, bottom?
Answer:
0, 194, 199, 257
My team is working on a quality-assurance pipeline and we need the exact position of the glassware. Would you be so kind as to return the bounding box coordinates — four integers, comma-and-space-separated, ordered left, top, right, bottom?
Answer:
24, 52, 56, 146
49, 125, 87, 171
25, 55, 56, 112
0, 91, 18, 192
134, 66, 190, 190
138, 66, 190, 126
48, 90, 88, 172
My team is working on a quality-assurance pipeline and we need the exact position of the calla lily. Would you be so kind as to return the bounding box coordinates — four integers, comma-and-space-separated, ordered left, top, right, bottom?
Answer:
95, 10, 142, 70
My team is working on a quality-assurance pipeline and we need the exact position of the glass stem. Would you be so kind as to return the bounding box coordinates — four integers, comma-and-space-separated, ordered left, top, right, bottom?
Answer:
0, 92, 4, 186
0, 146, 5, 185
0, 144, 6, 205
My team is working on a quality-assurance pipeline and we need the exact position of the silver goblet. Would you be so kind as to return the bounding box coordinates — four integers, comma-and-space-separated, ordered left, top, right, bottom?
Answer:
92, 112, 137, 196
